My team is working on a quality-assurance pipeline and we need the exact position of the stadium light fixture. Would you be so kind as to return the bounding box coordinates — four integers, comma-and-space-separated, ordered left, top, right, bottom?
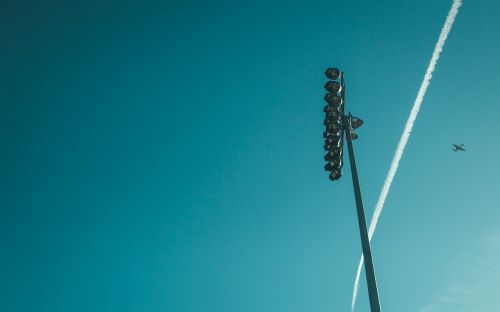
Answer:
321, 68, 381, 312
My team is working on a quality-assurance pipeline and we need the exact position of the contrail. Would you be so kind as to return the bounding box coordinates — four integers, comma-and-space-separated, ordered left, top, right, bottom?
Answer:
351, 0, 463, 310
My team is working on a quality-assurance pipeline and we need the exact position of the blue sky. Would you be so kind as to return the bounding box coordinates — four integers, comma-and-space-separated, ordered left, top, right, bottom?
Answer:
2, 0, 500, 311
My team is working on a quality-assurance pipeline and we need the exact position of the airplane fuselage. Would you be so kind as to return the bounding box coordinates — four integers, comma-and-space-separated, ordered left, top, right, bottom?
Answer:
452, 144, 465, 152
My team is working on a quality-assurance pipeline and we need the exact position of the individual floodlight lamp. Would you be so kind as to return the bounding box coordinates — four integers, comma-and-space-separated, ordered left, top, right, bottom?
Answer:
324, 121, 343, 132
324, 81, 342, 93
351, 116, 364, 129
350, 129, 359, 140
324, 148, 343, 161
323, 130, 342, 138
324, 156, 342, 169
324, 159, 343, 171
326, 122, 343, 132
325, 67, 342, 80
324, 143, 335, 151
324, 93, 343, 106
325, 136, 341, 146
326, 110, 342, 120
328, 168, 342, 181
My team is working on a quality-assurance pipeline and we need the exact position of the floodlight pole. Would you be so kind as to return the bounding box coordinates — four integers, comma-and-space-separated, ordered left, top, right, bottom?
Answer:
345, 114, 382, 312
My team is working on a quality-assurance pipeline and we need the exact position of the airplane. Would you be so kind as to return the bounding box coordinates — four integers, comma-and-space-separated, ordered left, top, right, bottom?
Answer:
452, 144, 465, 152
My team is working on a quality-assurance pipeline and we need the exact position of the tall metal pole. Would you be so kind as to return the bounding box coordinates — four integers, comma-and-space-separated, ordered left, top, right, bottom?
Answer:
345, 115, 382, 312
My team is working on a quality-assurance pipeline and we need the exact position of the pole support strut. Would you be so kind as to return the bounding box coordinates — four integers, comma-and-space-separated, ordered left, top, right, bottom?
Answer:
345, 114, 382, 312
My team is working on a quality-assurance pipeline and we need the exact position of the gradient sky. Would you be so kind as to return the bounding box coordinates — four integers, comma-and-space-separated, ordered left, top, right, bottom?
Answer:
2, 0, 500, 311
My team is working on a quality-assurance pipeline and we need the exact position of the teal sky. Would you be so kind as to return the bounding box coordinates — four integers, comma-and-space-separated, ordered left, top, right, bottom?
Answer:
2, 0, 500, 311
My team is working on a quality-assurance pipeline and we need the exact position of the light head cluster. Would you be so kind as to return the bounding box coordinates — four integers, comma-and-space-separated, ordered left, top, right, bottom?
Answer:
323, 68, 345, 181
322, 68, 365, 181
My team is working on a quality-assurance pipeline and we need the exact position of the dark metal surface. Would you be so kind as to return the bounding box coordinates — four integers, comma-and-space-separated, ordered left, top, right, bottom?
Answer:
345, 116, 382, 312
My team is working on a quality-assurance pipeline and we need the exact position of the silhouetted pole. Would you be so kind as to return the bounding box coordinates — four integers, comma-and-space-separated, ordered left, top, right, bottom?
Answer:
345, 114, 381, 312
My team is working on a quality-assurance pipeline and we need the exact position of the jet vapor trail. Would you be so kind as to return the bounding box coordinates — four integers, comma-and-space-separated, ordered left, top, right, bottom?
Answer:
351, 0, 462, 310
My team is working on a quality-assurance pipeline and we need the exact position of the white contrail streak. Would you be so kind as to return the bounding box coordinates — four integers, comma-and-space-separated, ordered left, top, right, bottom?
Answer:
351, 0, 462, 310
